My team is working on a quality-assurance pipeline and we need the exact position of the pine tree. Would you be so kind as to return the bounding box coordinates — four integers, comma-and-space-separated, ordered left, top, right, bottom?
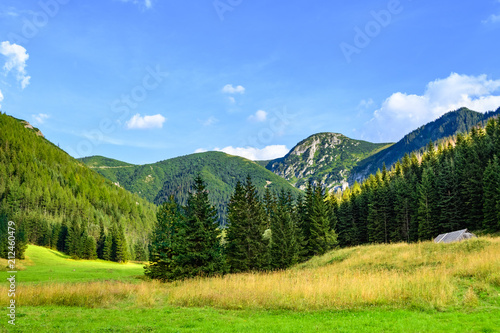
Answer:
226, 176, 269, 272
145, 196, 186, 281
82, 235, 97, 260
483, 157, 500, 231
57, 220, 68, 252
367, 172, 386, 243
178, 175, 225, 278
102, 233, 113, 261
112, 224, 128, 263
418, 167, 438, 240
96, 221, 106, 259
65, 218, 81, 258
263, 187, 276, 230
307, 183, 337, 256
294, 194, 308, 261
225, 181, 248, 272
436, 157, 460, 233
270, 190, 298, 269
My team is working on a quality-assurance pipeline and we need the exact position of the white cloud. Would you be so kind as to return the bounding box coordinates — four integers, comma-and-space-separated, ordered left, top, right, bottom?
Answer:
0, 41, 30, 89
248, 110, 268, 122
126, 113, 166, 129
32, 113, 49, 124
222, 84, 245, 94
0, 89, 3, 109
228, 96, 236, 104
201, 116, 218, 126
195, 145, 289, 160
358, 98, 374, 109
120, 0, 153, 9
365, 73, 500, 142
482, 13, 500, 24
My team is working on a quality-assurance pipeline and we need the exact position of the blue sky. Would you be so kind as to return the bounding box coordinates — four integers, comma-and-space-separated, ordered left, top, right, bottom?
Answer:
1, 0, 500, 164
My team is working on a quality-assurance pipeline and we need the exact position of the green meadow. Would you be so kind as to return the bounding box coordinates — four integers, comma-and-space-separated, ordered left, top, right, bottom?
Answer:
0, 246, 144, 283
0, 241, 499, 332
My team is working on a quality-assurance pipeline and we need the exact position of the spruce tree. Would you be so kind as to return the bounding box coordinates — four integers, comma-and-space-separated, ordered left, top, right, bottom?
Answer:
102, 233, 113, 261
270, 190, 298, 269
145, 196, 186, 281
225, 181, 248, 272
226, 176, 269, 272
483, 157, 500, 231
82, 235, 97, 260
96, 221, 106, 259
307, 183, 337, 256
179, 175, 225, 278
417, 167, 438, 240
112, 224, 128, 263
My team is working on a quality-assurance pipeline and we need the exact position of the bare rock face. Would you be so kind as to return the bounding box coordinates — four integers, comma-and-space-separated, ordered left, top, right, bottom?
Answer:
21, 120, 44, 137
267, 133, 390, 191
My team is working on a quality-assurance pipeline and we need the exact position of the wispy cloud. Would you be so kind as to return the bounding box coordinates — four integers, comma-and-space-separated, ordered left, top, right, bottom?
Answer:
0, 89, 3, 109
32, 113, 49, 125
126, 113, 166, 129
0, 41, 30, 89
364, 73, 500, 141
222, 84, 245, 94
119, 0, 153, 10
248, 110, 268, 122
482, 13, 500, 24
358, 98, 374, 109
483, 1, 500, 24
201, 116, 219, 126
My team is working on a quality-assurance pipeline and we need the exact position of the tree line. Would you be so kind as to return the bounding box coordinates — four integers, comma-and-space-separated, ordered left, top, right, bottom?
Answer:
0, 113, 156, 260
146, 175, 338, 281
146, 117, 500, 281
333, 117, 500, 247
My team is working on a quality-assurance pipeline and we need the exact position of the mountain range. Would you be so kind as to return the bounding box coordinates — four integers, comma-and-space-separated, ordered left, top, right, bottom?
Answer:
79, 107, 500, 207
1, 106, 499, 242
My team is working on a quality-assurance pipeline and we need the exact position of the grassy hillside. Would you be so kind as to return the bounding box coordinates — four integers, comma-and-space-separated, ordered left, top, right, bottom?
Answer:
168, 237, 500, 310
266, 133, 392, 190
0, 113, 157, 250
81, 151, 302, 223
1, 240, 498, 331
350, 107, 500, 182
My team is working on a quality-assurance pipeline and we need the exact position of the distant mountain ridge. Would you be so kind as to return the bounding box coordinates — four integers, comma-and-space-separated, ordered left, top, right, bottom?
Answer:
349, 107, 500, 183
80, 151, 301, 224
264, 133, 392, 191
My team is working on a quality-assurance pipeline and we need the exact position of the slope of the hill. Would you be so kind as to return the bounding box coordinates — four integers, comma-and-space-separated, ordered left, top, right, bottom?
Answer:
81, 151, 302, 223
350, 107, 500, 182
78, 156, 134, 168
265, 133, 392, 190
0, 113, 157, 246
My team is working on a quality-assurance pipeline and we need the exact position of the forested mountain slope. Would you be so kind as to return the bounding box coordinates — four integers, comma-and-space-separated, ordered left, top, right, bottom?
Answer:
265, 133, 392, 190
349, 107, 500, 182
80, 152, 301, 223
334, 116, 500, 247
0, 113, 157, 258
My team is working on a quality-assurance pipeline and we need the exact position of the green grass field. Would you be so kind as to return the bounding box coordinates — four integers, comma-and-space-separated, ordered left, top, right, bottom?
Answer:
0, 246, 144, 283
0, 242, 499, 332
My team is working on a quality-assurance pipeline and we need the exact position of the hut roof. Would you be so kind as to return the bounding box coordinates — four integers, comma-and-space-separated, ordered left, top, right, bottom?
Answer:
434, 229, 476, 243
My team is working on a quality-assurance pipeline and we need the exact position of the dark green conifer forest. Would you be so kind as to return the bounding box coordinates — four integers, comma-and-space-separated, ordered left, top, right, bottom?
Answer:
0, 113, 157, 261
147, 118, 500, 281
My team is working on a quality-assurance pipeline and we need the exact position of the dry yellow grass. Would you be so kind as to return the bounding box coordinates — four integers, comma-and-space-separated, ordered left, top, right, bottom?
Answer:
1, 237, 498, 311
0, 281, 165, 308
165, 237, 500, 310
